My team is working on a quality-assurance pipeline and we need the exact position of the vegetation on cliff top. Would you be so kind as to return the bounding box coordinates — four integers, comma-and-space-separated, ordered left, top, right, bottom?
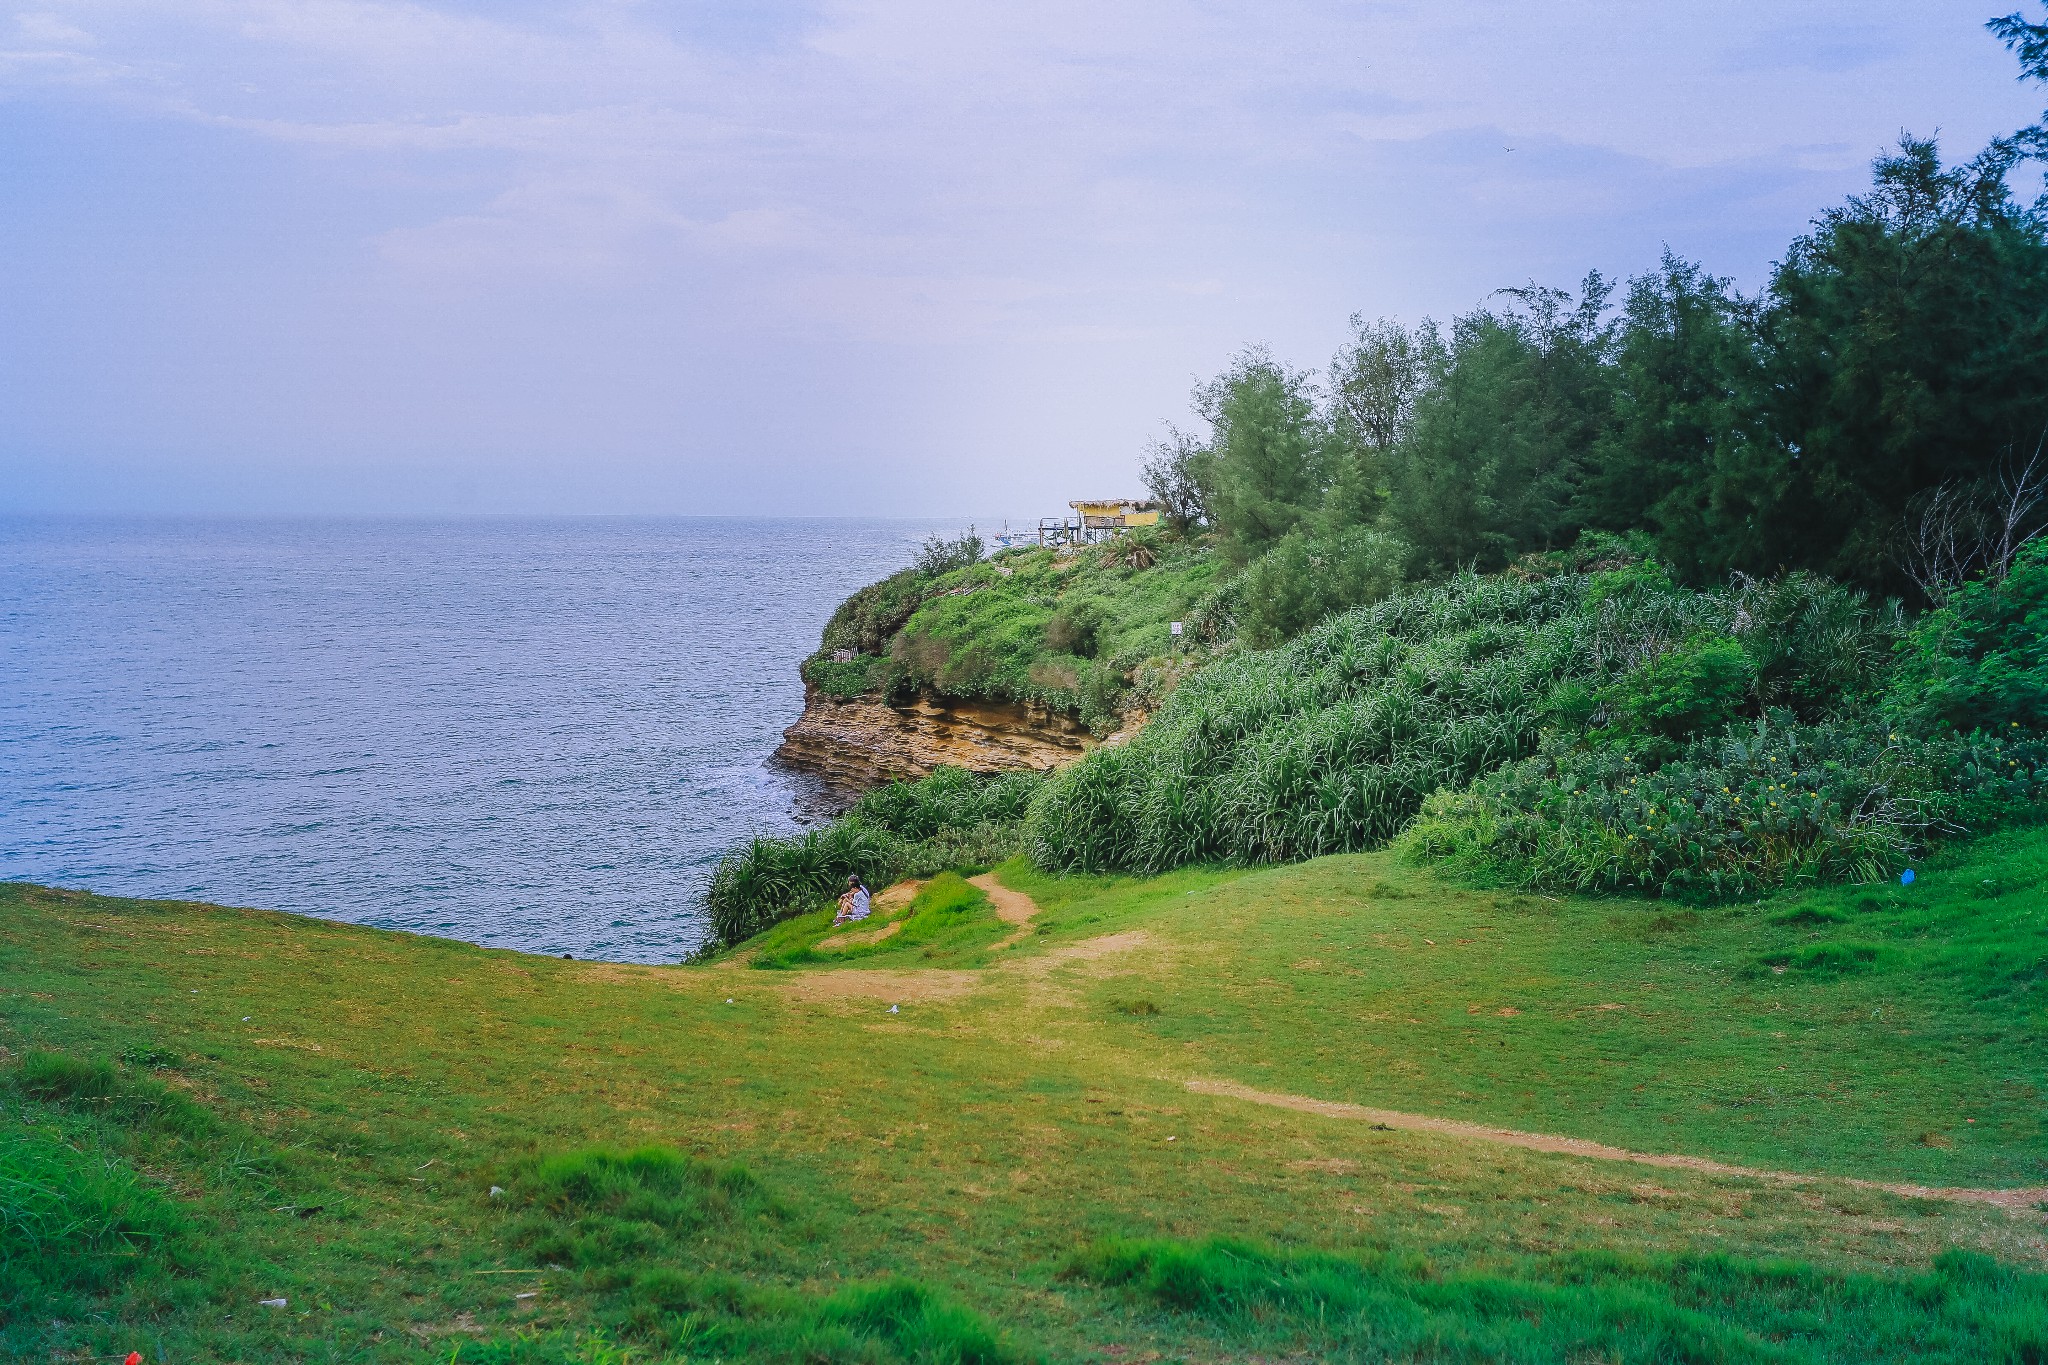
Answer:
801, 528, 1219, 732
741, 27, 2048, 949
714, 535, 2048, 947
799, 124, 2048, 727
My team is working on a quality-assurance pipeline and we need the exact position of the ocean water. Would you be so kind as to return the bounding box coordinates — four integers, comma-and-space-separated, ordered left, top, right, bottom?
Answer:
0, 515, 964, 961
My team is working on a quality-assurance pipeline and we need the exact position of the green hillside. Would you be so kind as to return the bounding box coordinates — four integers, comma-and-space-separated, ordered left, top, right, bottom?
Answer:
8, 826, 2048, 1363
16, 15, 2048, 1363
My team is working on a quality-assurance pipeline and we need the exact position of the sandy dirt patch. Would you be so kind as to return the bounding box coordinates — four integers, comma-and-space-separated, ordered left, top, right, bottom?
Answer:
1022, 929, 1153, 970
775, 968, 984, 1003
817, 921, 904, 949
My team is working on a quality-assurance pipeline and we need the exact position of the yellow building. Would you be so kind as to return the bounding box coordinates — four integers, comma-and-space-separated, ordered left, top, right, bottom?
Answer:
1041, 499, 1161, 544
1071, 499, 1162, 529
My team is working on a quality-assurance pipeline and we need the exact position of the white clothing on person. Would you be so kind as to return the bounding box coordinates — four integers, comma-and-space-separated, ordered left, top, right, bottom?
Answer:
835, 885, 871, 924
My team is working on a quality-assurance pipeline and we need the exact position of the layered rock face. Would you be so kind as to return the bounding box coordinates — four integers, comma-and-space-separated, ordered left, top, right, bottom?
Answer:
774, 687, 1100, 794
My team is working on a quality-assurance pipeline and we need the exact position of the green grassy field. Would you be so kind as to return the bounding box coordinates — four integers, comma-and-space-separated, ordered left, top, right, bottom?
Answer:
6, 828, 2048, 1362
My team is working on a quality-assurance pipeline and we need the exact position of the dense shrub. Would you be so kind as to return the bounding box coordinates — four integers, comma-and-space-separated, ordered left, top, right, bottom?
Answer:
1022, 546, 1926, 880
1236, 525, 1408, 648
1405, 717, 2048, 900
794, 526, 1221, 732
886, 539, 1217, 724
1042, 598, 1104, 657
817, 567, 933, 661
1025, 573, 1598, 872
846, 766, 1040, 841
914, 529, 984, 578
1026, 564, 1897, 876
1583, 633, 1753, 756
804, 653, 895, 702
1887, 540, 2048, 735
741, 543, 2030, 935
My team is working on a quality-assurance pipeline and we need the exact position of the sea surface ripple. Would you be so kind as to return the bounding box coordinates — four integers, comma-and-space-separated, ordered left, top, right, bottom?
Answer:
0, 515, 961, 961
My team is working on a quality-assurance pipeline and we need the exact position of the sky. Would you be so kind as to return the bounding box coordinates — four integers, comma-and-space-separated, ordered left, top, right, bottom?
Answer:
1, 1, 2041, 520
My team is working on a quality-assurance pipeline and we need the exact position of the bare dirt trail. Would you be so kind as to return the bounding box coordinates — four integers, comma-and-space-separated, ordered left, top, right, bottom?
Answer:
970, 873, 1042, 951
1185, 1077, 2048, 1213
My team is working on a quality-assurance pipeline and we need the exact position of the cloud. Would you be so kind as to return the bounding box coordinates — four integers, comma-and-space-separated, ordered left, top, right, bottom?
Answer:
0, 0, 2032, 513
1722, 21, 1901, 76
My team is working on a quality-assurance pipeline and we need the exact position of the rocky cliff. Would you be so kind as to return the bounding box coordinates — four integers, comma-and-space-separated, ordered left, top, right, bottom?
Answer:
774, 687, 1112, 795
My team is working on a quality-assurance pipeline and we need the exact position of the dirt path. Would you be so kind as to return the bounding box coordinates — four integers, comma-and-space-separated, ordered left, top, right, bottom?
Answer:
1185, 1078, 2048, 1213
969, 872, 1040, 951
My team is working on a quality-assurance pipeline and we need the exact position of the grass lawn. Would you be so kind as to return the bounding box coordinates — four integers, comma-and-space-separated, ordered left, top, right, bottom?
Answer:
741, 873, 1012, 970
6, 828, 2048, 1362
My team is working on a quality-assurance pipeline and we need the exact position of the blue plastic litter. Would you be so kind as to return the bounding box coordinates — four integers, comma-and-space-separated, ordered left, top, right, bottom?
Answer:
1900, 869, 1916, 885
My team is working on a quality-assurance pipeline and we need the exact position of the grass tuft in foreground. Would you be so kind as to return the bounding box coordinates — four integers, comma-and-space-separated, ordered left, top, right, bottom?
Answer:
1070, 1236, 2048, 1364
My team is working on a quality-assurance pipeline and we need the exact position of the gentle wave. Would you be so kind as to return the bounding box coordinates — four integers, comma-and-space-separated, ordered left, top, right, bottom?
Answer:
0, 514, 961, 961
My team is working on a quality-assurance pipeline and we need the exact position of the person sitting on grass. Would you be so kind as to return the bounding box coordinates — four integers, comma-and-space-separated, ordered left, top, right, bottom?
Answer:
833, 874, 871, 926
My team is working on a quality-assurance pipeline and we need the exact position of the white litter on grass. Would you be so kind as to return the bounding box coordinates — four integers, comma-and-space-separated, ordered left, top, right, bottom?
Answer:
888, 1004, 899, 1014
726, 998, 734, 1004
1166, 1136, 1177, 1142
242, 1017, 251, 1022
515, 1292, 539, 1300
489, 1186, 505, 1198
258, 1298, 287, 1309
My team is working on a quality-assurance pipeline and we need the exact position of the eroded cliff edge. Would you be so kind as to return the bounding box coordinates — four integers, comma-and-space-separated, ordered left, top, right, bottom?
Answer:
774, 687, 1111, 793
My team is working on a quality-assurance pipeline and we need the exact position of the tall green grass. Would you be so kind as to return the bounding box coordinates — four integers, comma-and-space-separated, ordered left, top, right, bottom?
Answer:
606, 1271, 1024, 1365
476, 1145, 1025, 1364
1027, 565, 1892, 873
497, 1144, 775, 1270
0, 1123, 187, 1312
1070, 1236, 2048, 1363
721, 554, 2038, 940
0, 1050, 216, 1318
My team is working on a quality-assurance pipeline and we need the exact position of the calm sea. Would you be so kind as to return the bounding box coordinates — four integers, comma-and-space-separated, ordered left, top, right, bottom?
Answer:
0, 515, 967, 962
